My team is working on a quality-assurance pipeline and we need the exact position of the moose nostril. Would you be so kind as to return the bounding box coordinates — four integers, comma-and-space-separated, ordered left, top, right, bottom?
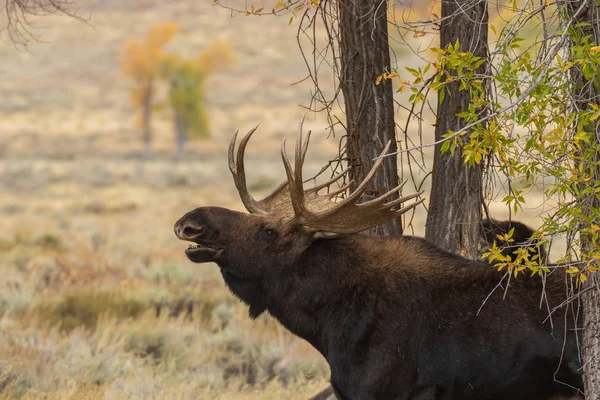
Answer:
183, 225, 204, 239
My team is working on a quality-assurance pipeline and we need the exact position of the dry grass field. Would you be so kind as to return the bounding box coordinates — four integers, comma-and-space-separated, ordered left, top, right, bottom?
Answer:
0, 1, 557, 399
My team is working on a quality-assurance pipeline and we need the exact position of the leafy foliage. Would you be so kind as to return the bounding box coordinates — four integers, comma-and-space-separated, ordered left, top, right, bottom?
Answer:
121, 23, 237, 151
217, 1, 600, 287
121, 22, 179, 130
378, 4, 600, 285
161, 40, 238, 140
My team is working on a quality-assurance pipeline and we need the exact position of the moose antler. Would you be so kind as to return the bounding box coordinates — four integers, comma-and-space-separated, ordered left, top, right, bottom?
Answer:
280, 124, 424, 234
229, 120, 424, 234
228, 122, 349, 217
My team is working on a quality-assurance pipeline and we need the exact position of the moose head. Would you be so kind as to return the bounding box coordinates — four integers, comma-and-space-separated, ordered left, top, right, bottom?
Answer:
174, 121, 423, 317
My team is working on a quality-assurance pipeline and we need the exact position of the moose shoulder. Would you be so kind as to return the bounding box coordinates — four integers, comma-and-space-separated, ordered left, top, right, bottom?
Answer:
174, 125, 582, 400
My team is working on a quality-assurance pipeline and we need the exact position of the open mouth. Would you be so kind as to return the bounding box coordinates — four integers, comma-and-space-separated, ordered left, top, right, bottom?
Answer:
185, 243, 203, 252
184, 243, 222, 263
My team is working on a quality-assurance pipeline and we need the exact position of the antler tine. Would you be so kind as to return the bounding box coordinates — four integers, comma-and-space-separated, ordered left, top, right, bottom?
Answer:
281, 138, 305, 217
383, 191, 424, 209
394, 198, 426, 216
345, 141, 391, 202
358, 181, 408, 208
299, 119, 310, 167
228, 125, 267, 215
308, 168, 351, 193
317, 141, 392, 215
295, 118, 307, 190
228, 129, 240, 176
327, 181, 354, 198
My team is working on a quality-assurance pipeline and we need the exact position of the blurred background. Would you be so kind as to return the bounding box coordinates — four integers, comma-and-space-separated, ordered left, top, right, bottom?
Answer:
0, 1, 551, 399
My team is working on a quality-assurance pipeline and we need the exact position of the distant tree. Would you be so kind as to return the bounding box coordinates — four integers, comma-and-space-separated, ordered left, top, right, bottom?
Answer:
1, 0, 82, 46
160, 55, 209, 158
160, 39, 237, 157
121, 22, 179, 152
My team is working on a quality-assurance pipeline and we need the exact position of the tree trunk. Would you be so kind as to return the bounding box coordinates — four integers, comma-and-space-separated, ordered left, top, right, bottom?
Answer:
339, 0, 402, 236
310, 2, 402, 398
308, 385, 337, 400
562, 0, 600, 396
583, 277, 600, 397
142, 79, 153, 154
174, 112, 187, 159
424, 0, 488, 258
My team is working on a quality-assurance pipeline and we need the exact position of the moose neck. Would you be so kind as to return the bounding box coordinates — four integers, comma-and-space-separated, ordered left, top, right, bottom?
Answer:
261, 235, 399, 359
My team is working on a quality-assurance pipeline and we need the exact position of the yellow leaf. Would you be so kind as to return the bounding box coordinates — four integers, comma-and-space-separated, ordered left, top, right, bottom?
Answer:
591, 46, 600, 53
275, 1, 283, 8
387, 73, 398, 79
375, 75, 383, 85
289, 15, 294, 25
580, 273, 587, 283
255, 7, 264, 13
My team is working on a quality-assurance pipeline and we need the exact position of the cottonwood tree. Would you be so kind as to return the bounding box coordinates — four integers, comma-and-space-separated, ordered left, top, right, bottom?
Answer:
160, 39, 237, 157
122, 24, 236, 156
560, 0, 600, 394
423, 0, 487, 258
338, 0, 403, 236
121, 22, 179, 152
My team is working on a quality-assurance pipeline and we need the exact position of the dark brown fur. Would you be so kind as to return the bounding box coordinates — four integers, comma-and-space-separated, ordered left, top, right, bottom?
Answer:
175, 207, 582, 400
481, 219, 548, 264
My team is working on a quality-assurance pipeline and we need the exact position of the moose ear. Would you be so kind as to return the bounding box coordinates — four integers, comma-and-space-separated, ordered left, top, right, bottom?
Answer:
299, 225, 339, 240
312, 231, 339, 240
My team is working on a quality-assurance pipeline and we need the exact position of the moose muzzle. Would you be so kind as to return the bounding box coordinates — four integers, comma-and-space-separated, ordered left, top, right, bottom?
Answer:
174, 219, 204, 241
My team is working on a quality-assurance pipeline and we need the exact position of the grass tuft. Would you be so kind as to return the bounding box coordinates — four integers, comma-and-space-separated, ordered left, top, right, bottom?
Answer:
24, 289, 146, 332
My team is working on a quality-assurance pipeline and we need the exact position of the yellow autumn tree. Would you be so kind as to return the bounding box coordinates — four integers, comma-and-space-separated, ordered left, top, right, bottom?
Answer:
160, 39, 237, 157
121, 22, 179, 152
196, 39, 239, 75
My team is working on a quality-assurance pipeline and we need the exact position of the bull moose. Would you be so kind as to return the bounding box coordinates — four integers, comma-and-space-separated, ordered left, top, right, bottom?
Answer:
174, 124, 583, 399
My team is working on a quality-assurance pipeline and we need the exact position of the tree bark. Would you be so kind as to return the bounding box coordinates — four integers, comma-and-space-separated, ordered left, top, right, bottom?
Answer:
308, 385, 337, 400
310, 1, 402, 398
562, 0, 600, 396
174, 112, 187, 159
141, 79, 153, 154
339, 0, 402, 236
583, 277, 600, 397
424, 0, 487, 258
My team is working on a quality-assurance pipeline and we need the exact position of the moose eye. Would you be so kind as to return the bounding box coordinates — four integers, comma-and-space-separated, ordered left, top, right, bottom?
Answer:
261, 226, 278, 241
